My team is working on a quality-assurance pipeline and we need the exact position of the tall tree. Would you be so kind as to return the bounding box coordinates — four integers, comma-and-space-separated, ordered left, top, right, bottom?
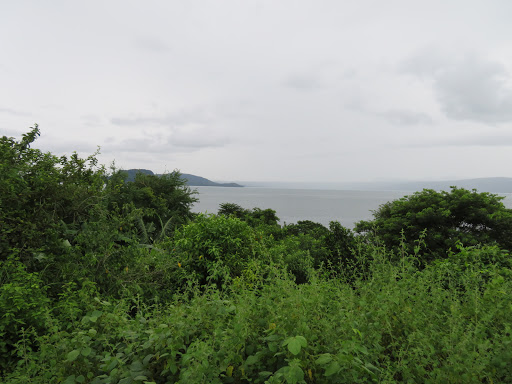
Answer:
105, 169, 198, 237
355, 187, 512, 261
0, 125, 105, 265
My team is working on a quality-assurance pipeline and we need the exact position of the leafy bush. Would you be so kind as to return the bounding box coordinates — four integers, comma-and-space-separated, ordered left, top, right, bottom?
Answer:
0, 126, 105, 268
0, 256, 51, 372
356, 187, 512, 262
105, 169, 198, 233
173, 214, 264, 288
267, 236, 315, 284
5, 243, 512, 383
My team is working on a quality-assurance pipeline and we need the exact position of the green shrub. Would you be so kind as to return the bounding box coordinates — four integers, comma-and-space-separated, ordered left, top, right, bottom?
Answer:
268, 236, 314, 284
0, 126, 105, 268
356, 187, 512, 262
173, 214, 264, 288
0, 256, 52, 373
105, 169, 198, 233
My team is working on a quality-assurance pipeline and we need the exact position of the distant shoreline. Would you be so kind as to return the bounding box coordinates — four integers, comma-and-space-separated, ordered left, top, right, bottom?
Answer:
236, 177, 512, 194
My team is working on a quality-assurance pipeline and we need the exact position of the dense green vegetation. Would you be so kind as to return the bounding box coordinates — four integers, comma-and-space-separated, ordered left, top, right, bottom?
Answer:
355, 187, 512, 262
2, 127, 512, 383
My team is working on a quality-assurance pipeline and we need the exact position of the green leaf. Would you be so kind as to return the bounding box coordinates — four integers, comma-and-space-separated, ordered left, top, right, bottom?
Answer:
63, 375, 75, 384
315, 353, 333, 365
133, 376, 148, 381
66, 350, 80, 362
245, 355, 259, 365
286, 336, 306, 355
81, 347, 92, 357
76, 375, 85, 383
143, 354, 153, 366
287, 339, 302, 355
295, 335, 307, 347
106, 358, 118, 372
324, 361, 341, 376
286, 365, 304, 384
131, 360, 144, 372
363, 362, 380, 374
91, 310, 103, 318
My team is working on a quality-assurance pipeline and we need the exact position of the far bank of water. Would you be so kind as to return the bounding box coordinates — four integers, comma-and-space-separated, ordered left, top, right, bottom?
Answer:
191, 187, 512, 228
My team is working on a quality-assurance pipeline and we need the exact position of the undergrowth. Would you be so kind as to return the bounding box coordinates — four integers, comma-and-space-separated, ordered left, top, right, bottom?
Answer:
3, 244, 512, 383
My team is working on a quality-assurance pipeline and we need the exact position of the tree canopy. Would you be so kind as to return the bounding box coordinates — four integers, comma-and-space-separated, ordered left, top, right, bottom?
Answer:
105, 169, 198, 234
355, 187, 512, 260
0, 127, 198, 267
0, 125, 106, 265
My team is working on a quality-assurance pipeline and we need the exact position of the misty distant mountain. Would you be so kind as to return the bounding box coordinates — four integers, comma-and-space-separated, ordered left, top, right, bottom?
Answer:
354, 178, 512, 194
241, 177, 512, 194
180, 173, 243, 187
122, 169, 243, 187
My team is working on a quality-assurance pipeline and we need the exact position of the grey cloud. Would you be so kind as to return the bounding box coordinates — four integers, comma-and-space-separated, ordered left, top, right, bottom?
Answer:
109, 108, 229, 152
81, 114, 102, 126
401, 49, 448, 78
403, 52, 512, 124
0, 107, 31, 116
102, 128, 229, 155
111, 116, 171, 126
39, 138, 99, 154
0, 127, 29, 138
409, 133, 512, 148
104, 138, 166, 154
379, 109, 433, 125
436, 59, 512, 123
111, 108, 213, 127
171, 126, 230, 148
134, 37, 171, 53
283, 74, 324, 91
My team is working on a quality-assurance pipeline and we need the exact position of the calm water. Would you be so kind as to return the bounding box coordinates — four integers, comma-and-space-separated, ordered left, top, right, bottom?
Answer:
191, 187, 512, 228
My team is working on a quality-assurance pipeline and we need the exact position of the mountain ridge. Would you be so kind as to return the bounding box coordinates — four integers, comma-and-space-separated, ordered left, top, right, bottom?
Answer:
122, 169, 243, 188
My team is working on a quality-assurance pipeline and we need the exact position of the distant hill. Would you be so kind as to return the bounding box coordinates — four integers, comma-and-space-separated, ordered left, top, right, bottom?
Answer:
180, 173, 243, 187
123, 169, 155, 182
241, 177, 512, 194
122, 169, 243, 187
341, 177, 512, 194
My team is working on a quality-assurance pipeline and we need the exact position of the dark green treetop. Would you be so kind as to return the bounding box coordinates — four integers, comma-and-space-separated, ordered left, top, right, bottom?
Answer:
355, 187, 512, 260
0, 125, 105, 265
105, 169, 198, 235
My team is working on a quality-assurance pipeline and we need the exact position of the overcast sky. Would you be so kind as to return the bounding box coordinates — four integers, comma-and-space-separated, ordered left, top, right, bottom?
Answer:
2, 1, 512, 182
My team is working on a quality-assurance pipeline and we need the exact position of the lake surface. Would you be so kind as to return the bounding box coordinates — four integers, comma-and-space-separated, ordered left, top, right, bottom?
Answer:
191, 187, 512, 228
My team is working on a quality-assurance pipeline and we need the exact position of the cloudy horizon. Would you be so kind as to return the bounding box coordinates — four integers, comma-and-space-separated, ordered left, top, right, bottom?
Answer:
2, 1, 512, 183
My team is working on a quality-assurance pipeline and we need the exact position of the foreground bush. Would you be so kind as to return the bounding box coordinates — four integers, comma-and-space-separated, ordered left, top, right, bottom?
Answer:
4, 244, 512, 383
172, 214, 266, 289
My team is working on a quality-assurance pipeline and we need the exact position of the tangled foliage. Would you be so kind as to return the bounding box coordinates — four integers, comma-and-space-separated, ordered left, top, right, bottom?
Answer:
3, 127, 512, 383
0, 125, 105, 267
173, 214, 265, 288
356, 187, 512, 261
